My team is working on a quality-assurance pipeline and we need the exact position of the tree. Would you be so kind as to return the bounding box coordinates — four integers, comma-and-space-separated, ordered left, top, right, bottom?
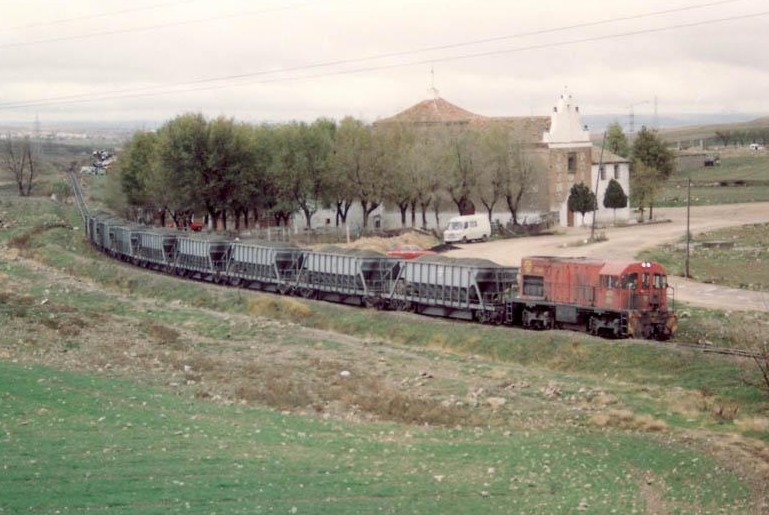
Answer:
503, 140, 538, 226
153, 113, 210, 228
631, 126, 675, 220
445, 128, 478, 215
605, 122, 630, 158
476, 125, 508, 224
378, 122, 415, 227
271, 120, 334, 229
332, 117, 387, 229
715, 130, 732, 147
603, 178, 628, 223
567, 182, 597, 226
2, 135, 38, 197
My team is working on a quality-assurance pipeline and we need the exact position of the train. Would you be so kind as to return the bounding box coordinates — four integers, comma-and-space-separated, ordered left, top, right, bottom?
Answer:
85, 213, 677, 340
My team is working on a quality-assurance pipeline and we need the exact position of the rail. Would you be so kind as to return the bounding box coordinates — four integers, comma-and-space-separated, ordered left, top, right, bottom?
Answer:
67, 170, 89, 223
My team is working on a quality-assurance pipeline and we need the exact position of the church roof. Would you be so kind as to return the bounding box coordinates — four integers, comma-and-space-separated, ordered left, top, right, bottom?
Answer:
375, 97, 486, 125
375, 96, 550, 144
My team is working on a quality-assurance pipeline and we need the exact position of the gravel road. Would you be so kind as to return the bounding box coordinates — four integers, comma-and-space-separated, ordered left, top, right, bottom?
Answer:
445, 202, 769, 312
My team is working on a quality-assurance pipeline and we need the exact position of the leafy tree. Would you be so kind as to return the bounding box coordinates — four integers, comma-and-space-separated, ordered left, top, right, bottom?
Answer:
153, 113, 210, 228
476, 125, 508, 224
446, 128, 478, 215
502, 139, 538, 226
603, 178, 628, 223
325, 120, 366, 226
606, 122, 630, 158
406, 127, 447, 229
333, 117, 387, 229
715, 130, 732, 147
567, 182, 596, 225
378, 122, 415, 227
115, 130, 159, 222
631, 126, 675, 220
272, 120, 334, 229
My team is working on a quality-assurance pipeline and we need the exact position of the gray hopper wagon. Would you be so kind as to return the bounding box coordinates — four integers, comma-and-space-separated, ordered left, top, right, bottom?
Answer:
134, 231, 178, 269
110, 225, 137, 260
388, 255, 518, 322
296, 247, 400, 306
175, 237, 231, 280
95, 217, 118, 252
86, 211, 113, 248
227, 240, 304, 292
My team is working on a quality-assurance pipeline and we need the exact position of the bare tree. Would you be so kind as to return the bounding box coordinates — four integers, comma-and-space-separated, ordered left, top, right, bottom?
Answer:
3, 135, 37, 196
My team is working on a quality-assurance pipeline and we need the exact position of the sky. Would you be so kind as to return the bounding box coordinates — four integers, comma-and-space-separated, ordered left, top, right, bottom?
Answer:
1, 0, 768, 128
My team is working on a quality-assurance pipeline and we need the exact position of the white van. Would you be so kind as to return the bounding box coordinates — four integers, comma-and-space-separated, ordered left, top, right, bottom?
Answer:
443, 214, 491, 243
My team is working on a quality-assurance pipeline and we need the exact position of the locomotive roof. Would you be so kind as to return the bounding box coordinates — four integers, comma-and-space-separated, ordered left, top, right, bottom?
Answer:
599, 260, 664, 276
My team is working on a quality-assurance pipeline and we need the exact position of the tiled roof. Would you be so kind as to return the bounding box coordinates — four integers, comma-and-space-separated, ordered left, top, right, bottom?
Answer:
375, 97, 551, 144
375, 97, 486, 125
590, 146, 630, 164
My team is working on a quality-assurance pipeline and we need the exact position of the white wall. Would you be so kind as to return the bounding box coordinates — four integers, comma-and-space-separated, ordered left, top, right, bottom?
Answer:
563, 161, 631, 228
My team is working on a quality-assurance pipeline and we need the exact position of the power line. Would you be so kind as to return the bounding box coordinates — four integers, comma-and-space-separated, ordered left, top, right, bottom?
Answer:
1, 4, 766, 111
0, 0, 200, 33
0, 1, 313, 50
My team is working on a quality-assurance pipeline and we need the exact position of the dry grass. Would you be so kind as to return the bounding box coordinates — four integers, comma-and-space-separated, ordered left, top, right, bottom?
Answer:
247, 296, 314, 320
343, 231, 439, 253
734, 417, 769, 433
590, 409, 668, 432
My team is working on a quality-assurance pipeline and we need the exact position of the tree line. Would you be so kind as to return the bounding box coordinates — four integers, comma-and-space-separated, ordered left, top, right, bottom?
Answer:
113, 113, 543, 231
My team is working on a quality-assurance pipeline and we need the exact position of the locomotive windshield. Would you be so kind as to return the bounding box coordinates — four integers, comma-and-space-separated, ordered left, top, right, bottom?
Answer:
653, 273, 667, 288
621, 273, 638, 289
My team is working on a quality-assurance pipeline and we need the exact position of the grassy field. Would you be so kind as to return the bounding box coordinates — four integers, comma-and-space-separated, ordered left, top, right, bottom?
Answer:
1, 189, 769, 512
639, 223, 769, 293
657, 152, 769, 207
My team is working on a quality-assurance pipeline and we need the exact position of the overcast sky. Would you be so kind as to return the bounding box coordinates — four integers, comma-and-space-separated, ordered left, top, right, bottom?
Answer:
1, 0, 768, 127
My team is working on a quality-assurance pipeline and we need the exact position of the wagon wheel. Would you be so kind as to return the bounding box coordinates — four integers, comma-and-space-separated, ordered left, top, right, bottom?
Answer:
362, 296, 379, 309
299, 287, 316, 299
393, 299, 413, 312
475, 309, 493, 324
277, 283, 291, 296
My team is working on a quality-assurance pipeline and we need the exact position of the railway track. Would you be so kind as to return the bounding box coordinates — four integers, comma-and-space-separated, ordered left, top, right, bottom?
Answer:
652, 339, 766, 360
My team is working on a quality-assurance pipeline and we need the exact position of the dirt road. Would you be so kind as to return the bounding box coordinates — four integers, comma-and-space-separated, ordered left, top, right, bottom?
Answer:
446, 202, 769, 311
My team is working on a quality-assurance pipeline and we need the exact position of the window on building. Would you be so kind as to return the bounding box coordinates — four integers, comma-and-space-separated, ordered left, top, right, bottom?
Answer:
599, 165, 606, 180
614, 164, 620, 179
567, 153, 577, 173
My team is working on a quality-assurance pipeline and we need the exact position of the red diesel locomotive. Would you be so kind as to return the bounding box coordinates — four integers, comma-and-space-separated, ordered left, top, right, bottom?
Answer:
514, 256, 677, 339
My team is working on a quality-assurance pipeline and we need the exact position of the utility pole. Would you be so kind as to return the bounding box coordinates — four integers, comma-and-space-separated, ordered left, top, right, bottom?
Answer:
590, 132, 606, 242
685, 177, 691, 279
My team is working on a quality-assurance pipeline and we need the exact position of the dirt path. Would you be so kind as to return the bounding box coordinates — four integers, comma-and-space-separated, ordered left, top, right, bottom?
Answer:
446, 202, 769, 312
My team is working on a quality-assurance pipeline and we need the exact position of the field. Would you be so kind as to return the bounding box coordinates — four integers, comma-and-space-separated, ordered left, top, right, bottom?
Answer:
657, 151, 769, 207
2, 187, 769, 512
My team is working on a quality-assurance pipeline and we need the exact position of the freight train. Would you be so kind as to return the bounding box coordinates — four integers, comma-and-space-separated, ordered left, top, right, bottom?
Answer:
85, 213, 677, 340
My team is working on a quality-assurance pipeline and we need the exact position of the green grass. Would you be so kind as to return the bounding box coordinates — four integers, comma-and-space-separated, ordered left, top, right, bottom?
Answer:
639, 223, 769, 291
0, 361, 753, 513
656, 154, 769, 207
1, 192, 768, 511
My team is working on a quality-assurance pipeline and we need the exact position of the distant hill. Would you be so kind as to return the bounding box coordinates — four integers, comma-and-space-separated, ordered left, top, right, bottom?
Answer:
586, 113, 769, 145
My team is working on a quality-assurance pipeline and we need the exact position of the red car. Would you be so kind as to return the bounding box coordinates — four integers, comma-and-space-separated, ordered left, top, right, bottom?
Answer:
386, 244, 436, 260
